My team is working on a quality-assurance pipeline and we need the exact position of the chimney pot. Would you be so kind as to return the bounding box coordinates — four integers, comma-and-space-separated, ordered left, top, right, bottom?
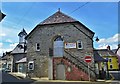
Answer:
107, 45, 111, 50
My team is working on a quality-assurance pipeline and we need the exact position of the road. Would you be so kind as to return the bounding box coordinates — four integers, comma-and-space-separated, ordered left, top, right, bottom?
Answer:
1, 71, 120, 84
1, 71, 35, 84
33, 81, 120, 84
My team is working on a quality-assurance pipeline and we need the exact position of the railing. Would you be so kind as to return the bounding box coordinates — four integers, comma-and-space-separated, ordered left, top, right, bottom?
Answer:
64, 50, 96, 79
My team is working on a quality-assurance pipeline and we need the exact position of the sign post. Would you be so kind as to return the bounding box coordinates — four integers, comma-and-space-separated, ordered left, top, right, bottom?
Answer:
85, 56, 92, 81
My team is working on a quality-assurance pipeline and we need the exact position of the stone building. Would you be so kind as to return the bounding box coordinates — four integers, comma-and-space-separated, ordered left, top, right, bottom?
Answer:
11, 29, 27, 74
1, 51, 13, 72
26, 10, 96, 81
1, 29, 27, 77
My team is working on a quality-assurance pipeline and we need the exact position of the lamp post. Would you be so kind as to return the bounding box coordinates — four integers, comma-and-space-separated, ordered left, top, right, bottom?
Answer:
106, 57, 109, 80
95, 36, 99, 42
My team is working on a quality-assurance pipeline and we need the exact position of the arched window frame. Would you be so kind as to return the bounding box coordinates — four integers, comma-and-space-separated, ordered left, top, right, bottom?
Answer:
53, 36, 64, 57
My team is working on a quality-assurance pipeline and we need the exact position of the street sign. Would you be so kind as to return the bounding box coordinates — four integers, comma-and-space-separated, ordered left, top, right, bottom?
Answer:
85, 56, 92, 63
85, 56, 92, 81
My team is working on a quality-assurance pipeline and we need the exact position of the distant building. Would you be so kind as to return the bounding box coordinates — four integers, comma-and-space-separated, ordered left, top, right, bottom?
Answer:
26, 10, 96, 81
95, 48, 119, 71
1, 29, 27, 76
94, 49, 107, 79
11, 29, 27, 74
1, 51, 13, 72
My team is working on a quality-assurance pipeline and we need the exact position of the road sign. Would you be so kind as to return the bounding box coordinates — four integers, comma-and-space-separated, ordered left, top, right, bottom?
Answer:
85, 56, 92, 81
85, 56, 92, 63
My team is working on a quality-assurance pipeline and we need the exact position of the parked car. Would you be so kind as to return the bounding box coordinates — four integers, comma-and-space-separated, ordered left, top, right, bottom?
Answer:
2, 68, 11, 72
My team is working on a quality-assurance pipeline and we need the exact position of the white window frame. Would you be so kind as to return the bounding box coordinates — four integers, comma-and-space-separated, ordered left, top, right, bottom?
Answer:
28, 61, 34, 70
77, 40, 83, 49
36, 43, 40, 51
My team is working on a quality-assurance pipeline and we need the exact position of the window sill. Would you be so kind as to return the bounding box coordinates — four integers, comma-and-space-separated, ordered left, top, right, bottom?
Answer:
36, 50, 40, 52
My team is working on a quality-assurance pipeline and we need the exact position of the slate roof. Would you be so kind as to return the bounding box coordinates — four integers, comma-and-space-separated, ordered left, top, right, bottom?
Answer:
95, 49, 116, 56
40, 10, 77, 25
112, 49, 117, 54
26, 10, 94, 39
11, 44, 26, 54
94, 49, 118, 62
94, 50, 107, 62
1, 51, 12, 60
16, 57, 26, 63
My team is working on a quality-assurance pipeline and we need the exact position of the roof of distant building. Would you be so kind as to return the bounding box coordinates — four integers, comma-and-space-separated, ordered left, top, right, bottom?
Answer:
94, 50, 107, 62
94, 49, 116, 57
16, 57, 27, 63
11, 44, 26, 54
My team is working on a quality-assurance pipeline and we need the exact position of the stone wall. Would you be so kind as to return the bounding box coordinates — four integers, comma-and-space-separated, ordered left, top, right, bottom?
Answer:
26, 22, 95, 78
53, 57, 95, 81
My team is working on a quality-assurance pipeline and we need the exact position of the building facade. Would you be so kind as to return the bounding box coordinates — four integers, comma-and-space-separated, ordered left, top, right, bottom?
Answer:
95, 49, 119, 71
11, 29, 27, 74
1, 52, 13, 72
26, 10, 96, 81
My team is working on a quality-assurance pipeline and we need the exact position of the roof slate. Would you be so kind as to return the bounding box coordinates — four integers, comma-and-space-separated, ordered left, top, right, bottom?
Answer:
95, 49, 116, 56
94, 49, 117, 62
40, 11, 77, 25
26, 10, 94, 39
11, 44, 26, 54
94, 50, 107, 62
16, 57, 27, 63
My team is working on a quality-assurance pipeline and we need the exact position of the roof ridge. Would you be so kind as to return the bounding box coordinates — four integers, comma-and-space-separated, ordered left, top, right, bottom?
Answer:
39, 10, 77, 25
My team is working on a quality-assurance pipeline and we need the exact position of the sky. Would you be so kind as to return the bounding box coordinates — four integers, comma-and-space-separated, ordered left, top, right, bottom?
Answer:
0, 2, 119, 56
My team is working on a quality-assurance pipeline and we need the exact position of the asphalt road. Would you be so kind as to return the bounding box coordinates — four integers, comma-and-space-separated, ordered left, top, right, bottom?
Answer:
1, 71, 120, 84
33, 81, 120, 84
1, 71, 35, 84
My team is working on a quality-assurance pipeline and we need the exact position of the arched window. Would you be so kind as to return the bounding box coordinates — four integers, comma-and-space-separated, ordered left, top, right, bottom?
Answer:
54, 36, 63, 41
53, 36, 64, 57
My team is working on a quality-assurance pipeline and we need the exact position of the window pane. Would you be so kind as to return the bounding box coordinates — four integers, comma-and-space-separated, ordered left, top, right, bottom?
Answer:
109, 59, 112, 62
78, 43, 82, 48
77, 40, 82, 49
54, 37, 64, 57
110, 65, 112, 69
29, 63, 33, 70
36, 43, 40, 51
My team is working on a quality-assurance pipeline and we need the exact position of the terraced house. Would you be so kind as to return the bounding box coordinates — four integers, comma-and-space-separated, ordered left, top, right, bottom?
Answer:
26, 10, 96, 81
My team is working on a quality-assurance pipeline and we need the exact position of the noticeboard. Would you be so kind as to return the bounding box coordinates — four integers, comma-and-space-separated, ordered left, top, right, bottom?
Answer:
65, 42, 76, 49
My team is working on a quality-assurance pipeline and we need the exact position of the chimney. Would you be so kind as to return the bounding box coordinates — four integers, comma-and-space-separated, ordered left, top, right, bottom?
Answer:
107, 45, 111, 50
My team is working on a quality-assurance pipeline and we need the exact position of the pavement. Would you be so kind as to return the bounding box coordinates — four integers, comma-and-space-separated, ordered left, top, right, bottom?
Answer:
8, 72, 120, 84
1, 71, 35, 84
9, 72, 26, 79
